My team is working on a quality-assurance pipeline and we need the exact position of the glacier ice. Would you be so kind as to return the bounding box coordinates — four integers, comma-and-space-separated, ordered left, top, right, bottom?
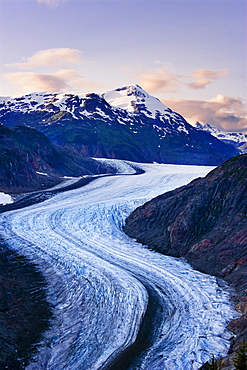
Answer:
0, 161, 238, 369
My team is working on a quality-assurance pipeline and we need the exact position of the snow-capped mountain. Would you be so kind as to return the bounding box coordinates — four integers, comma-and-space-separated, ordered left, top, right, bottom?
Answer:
0, 85, 239, 166
0, 84, 170, 115
0, 85, 186, 132
195, 122, 247, 153
103, 85, 169, 115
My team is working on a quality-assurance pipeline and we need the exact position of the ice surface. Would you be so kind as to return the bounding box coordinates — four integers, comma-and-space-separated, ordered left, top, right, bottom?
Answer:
0, 161, 238, 369
92, 158, 139, 174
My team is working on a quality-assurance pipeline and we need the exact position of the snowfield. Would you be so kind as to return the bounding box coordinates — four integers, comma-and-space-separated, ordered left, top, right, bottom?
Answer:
0, 161, 238, 369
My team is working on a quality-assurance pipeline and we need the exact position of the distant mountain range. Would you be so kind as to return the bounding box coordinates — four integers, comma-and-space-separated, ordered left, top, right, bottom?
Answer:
195, 122, 247, 154
0, 86, 239, 175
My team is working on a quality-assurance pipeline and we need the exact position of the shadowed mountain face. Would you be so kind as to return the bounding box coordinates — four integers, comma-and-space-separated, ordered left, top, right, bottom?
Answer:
0, 125, 115, 193
0, 85, 239, 167
124, 154, 247, 361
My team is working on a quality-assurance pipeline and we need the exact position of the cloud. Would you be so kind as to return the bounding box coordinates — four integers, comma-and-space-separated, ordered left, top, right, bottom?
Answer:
4, 48, 100, 95
191, 69, 228, 80
187, 69, 228, 90
163, 94, 247, 132
138, 69, 179, 93
5, 70, 98, 95
37, 0, 66, 8
7, 48, 83, 69
123, 63, 230, 95
132, 66, 228, 93
187, 79, 212, 89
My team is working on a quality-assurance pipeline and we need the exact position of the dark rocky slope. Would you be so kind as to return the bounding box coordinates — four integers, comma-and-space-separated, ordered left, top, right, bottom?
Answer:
124, 154, 247, 367
0, 125, 115, 193
0, 243, 52, 369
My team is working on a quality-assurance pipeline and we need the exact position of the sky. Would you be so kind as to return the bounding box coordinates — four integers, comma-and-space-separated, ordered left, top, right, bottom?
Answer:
0, 0, 246, 132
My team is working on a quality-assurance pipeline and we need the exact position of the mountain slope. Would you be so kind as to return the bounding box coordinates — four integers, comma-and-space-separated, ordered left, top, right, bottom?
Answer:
195, 122, 247, 154
124, 154, 247, 366
0, 85, 238, 166
0, 125, 114, 193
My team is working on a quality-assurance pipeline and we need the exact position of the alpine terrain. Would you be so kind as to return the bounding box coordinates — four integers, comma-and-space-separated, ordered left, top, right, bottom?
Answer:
0, 85, 238, 183
195, 122, 247, 154
0, 85, 245, 370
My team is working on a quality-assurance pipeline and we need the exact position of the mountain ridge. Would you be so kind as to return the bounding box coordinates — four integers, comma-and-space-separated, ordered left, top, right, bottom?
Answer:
195, 122, 247, 154
0, 85, 239, 167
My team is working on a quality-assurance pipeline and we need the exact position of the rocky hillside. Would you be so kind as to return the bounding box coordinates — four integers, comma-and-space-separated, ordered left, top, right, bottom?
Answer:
0, 85, 239, 166
124, 154, 247, 366
0, 125, 114, 193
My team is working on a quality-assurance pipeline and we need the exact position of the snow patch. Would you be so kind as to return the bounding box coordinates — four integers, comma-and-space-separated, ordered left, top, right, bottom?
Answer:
36, 171, 49, 176
0, 192, 13, 205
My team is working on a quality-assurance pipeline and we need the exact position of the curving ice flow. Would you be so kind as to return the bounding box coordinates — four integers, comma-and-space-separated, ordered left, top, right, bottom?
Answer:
0, 161, 238, 370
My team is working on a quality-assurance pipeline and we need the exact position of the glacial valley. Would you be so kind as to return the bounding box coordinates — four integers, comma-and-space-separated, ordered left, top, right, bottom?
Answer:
0, 160, 238, 369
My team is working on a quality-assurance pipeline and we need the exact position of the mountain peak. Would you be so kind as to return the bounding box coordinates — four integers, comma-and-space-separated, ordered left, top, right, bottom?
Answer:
102, 84, 169, 116
115, 84, 150, 98
0, 85, 239, 167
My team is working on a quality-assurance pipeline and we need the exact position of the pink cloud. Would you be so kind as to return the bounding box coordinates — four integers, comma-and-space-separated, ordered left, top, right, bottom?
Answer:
190, 69, 228, 80
187, 69, 228, 90
187, 79, 211, 89
138, 69, 179, 93
134, 67, 228, 93
5, 70, 98, 94
163, 94, 247, 132
7, 48, 83, 69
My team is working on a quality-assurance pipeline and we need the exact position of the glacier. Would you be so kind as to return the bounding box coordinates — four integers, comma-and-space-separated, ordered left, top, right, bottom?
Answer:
0, 160, 238, 369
